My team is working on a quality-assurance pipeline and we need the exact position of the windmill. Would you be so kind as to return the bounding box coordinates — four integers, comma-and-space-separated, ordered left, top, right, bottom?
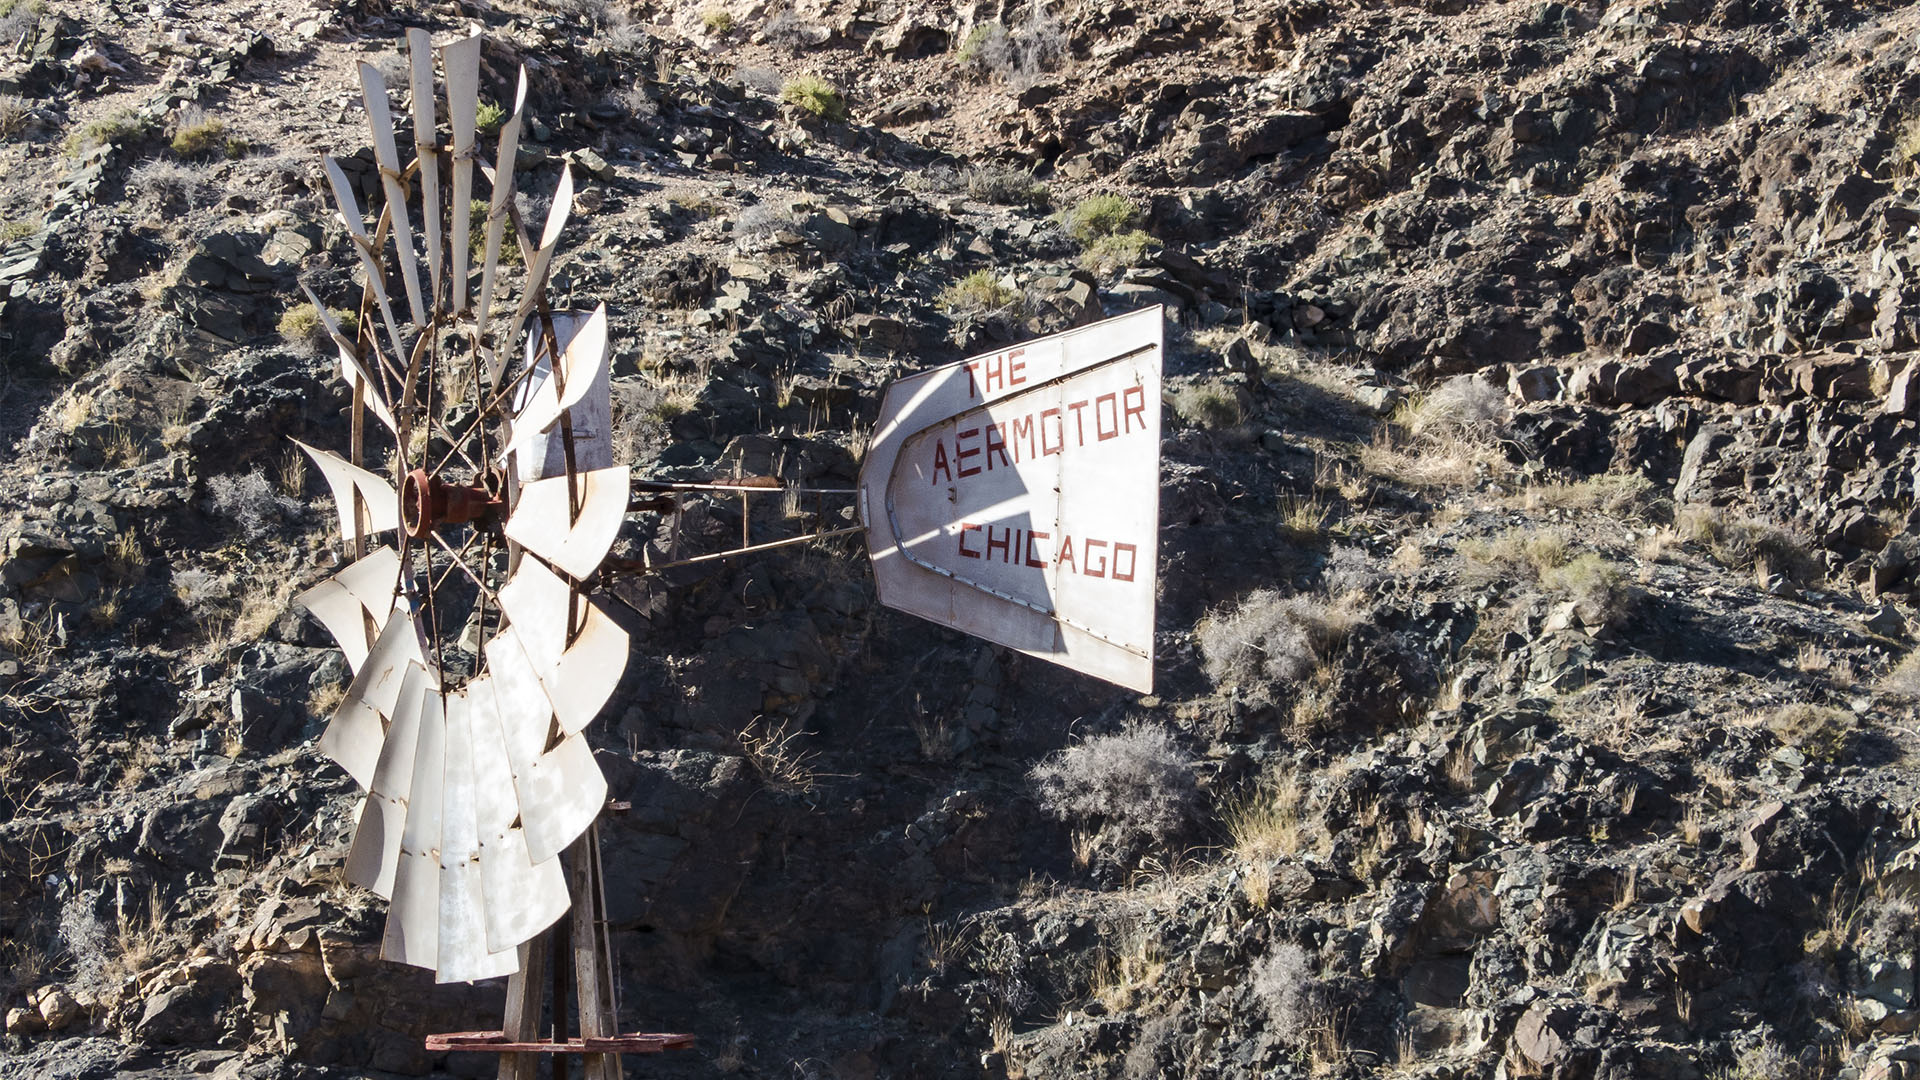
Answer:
290, 28, 1163, 1075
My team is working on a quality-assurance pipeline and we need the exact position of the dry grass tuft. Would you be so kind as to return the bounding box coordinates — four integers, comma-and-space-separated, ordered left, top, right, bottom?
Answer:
739, 716, 818, 792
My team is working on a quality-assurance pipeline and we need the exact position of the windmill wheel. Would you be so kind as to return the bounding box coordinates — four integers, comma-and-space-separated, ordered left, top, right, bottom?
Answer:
291, 30, 629, 983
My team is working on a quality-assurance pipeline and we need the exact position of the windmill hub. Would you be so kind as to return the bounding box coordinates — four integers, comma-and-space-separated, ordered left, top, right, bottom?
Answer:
400, 467, 504, 539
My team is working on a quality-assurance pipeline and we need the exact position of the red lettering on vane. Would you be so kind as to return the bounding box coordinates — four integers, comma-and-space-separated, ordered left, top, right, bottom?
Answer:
1123, 385, 1147, 433
1026, 530, 1049, 567
1095, 392, 1120, 441
956, 426, 981, 477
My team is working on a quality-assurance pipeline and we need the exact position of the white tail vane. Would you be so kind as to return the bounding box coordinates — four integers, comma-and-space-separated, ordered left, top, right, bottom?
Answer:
294, 34, 628, 984
858, 307, 1165, 693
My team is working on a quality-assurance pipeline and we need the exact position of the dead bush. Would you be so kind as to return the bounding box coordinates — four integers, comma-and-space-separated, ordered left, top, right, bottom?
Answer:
1403, 374, 1508, 444
1029, 724, 1197, 855
206, 470, 303, 539
1880, 650, 1920, 700
1252, 943, 1332, 1045
1762, 703, 1856, 763
1197, 590, 1360, 698
1675, 507, 1820, 583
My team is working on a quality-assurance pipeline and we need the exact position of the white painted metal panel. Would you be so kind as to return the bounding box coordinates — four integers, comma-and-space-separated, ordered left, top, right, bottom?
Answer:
479, 625, 603, 866
301, 283, 398, 436
517, 731, 605, 866
435, 690, 520, 983
406, 30, 443, 316
382, 686, 445, 969
546, 599, 626, 736
469, 674, 571, 953
443, 32, 481, 314
498, 554, 572, 673
320, 610, 430, 788
345, 661, 431, 897
320, 155, 408, 365
511, 166, 573, 326
475, 67, 528, 359
358, 61, 427, 328
294, 545, 399, 673
294, 439, 401, 539
505, 310, 614, 481
858, 306, 1163, 692
482, 625, 555, 770
501, 465, 629, 581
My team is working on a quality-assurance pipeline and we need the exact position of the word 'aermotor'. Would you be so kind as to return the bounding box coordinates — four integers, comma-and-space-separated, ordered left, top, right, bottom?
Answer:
860, 306, 1165, 694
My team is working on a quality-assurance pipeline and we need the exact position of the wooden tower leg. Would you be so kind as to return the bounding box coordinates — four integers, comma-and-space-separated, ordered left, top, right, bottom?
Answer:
498, 934, 549, 1080
571, 823, 622, 1080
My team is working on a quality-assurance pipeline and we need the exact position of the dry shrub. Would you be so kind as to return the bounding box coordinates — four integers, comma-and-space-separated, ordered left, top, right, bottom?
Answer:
1403, 374, 1508, 443
1365, 374, 1510, 487
1881, 650, 1920, 700
1197, 590, 1360, 699
1762, 703, 1856, 763
1170, 381, 1245, 429
1029, 724, 1197, 853
958, 1, 1065, 86
206, 470, 303, 539
1253, 943, 1332, 1046
1542, 552, 1638, 627
1461, 527, 1574, 581
1675, 507, 1819, 583
1517, 471, 1662, 519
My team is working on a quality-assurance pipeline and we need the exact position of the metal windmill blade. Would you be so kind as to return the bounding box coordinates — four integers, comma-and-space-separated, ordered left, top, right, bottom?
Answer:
292, 30, 627, 986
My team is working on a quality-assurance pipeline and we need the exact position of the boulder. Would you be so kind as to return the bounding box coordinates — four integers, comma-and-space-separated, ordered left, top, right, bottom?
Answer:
1569, 354, 1679, 406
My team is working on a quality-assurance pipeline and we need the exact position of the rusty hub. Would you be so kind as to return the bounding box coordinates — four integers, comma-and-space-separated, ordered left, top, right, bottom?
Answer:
400, 468, 505, 540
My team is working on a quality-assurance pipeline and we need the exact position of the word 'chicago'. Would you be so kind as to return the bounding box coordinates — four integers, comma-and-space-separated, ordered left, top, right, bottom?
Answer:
928, 385, 1150, 484
956, 522, 1140, 582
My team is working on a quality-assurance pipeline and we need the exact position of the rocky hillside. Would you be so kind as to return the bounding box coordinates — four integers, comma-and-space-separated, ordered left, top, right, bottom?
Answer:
3, 0, 1920, 1077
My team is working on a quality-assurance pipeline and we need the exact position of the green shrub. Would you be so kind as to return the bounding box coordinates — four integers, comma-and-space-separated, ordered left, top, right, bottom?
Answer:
476, 101, 507, 135
1061, 195, 1140, 243
0, 218, 36, 243
62, 109, 147, 158
170, 115, 226, 157
780, 76, 847, 122
938, 268, 1021, 314
1543, 552, 1636, 627
279, 303, 357, 352
468, 200, 521, 265
957, 23, 1006, 65
1171, 381, 1244, 429
1078, 229, 1154, 272
702, 8, 734, 34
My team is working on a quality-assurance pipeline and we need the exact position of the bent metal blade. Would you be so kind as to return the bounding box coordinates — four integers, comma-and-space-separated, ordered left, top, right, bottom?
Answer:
501, 465, 629, 581
344, 661, 432, 898
468, 673, 571, 954
294, 439, 402, 539
381, 685, 446, 969
294, 544, 400, 673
